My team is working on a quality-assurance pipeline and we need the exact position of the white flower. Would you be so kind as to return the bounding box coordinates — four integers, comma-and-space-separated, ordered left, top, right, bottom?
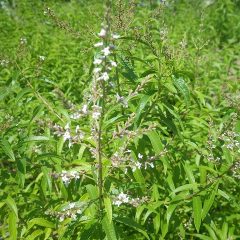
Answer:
93, 58, 102, 65
92, 111, 101, 119
77, 209, 82, 214
39, 55, 45, 61
98, 28, 107, 37
70, 112, 81, 119
71, 214, 77, 220
59, 216, 65, 222
69, 203, 75, 209
113, 200, 122, 207
118, 192, 129, 203
110, 60, 117, 67
101, 47, 111, 56
112, 34, 120, 39
102, 72, 109, 81
136, 161, 142, 169
138, 153, 143, 159
82, 104, 88, 114
62, 175, 69, 184
94, 42, 104, 47
93, 67, 101, 74
63, 130, 71, 142
20, 37, 27, 45
116, 93, 124, 102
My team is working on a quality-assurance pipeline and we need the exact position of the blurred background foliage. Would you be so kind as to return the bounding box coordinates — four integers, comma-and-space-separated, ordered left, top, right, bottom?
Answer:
0, 0, 240, 239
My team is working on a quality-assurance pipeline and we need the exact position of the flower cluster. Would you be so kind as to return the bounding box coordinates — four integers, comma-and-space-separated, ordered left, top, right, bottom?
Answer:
0, 59, 9, 67
70, 104, 88, 119
51, 123, 85, 148
90, 27, 119, 111
20, 37, 27, 45
220, 130, 240, 151
39, 55, 45, 61
232, 160, 240, 180
45, 202, 82, 222
113, 192, 149, 207
52, 170, 83, 184
111, 148, 167, 172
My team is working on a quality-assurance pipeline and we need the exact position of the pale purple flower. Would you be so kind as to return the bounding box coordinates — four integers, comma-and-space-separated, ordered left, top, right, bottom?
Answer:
98, 28, 107, 37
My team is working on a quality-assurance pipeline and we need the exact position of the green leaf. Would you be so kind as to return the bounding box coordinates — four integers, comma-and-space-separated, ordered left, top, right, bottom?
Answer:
184, 163, 196, 184
193, 196, 202, 232
6, 196, 18, 219
28, 218, 55, 229
0, 86, 11, 100
80, 223, 98, 240
57, 137, 64, 155
202, 184, 218, 220
104, 197, 112, 223
15, 87, 32, 102
173, 76, 190, 105
8, 211, 18, 240
102, 215, 117, 240
134, 95, 151, 126
189, 234, 212, 240
153, 214, 161, 234
30, 105, 44, 122
24, 136, 51, 142
1, 139, 15, 162
203, 224, 218, 240
42, 167, 52, 194
147, 131, 168, 173
167, 204, 177, 225
171, 183, 198, 195
26, 230, 43, 240
115, 216, 150, 240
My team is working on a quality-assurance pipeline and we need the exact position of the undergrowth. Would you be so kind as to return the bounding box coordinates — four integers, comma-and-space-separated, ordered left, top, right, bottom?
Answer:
0, 0, 240, 239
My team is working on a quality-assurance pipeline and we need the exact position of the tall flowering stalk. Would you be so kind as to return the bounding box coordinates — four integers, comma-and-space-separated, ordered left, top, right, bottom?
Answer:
90, 10, 119, 217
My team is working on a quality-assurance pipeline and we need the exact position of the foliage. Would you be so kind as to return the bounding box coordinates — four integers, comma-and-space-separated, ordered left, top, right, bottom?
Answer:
0, 0, 240, 239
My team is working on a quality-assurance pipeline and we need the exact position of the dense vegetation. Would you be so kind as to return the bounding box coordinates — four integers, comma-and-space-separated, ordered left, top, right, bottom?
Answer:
0, 0, 240, 239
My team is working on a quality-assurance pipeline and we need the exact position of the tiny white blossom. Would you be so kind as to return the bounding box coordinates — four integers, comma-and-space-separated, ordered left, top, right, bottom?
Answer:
101, 47, 111, 56
94, 42, 104, 47
39, 55, 45, 61
119, 192, 129, 203
77, 209, 82, 214
138, 153, 143, 159
98, 28, 107, 37
75, 125, 80, 133
20, 37, 27, 45
110, 60, 117, 67
82, 104, 88, 114
59, 216, 65, 222
69, 203, 75, 209
63, 130, 71, 142
112, 33, 120, 39
62, 175, 69, 184
92, 111, 101, 119
136, 161, 142, 169
93, 58, 102, 65
102, 72, 109, 81
93, 67, 101, 73
114, 200, 122, 207
71, 214, 77, 220
149, 163, 154, 168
